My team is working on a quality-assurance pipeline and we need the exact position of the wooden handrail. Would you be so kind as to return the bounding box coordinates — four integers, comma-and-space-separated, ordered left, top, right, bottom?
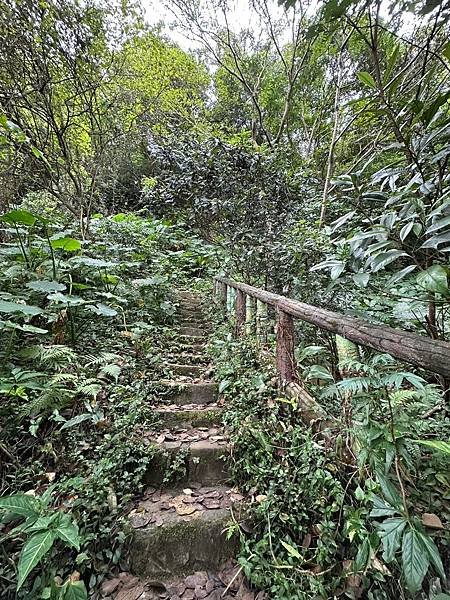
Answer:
215, 276, 450, 381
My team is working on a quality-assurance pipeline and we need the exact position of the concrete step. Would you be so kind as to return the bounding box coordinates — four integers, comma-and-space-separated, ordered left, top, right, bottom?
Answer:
166, 351, 208, 365
105, 561, 260, 600
177, 335, 207, 349
129, 485, 243, 579
154, 404, 223, 429
144, 427, 229, 485
167, 363, 204, 378
178, 326, 206, 338
159, 381, 218, 405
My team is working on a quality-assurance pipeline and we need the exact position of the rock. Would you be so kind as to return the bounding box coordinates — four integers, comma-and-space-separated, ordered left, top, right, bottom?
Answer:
185, 572, 208, 588
422, 513, 444, 529
101, 578, 120, 596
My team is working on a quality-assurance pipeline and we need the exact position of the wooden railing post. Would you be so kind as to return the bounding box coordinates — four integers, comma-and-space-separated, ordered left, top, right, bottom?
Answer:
220, 281, 227, 307
235, 289, 246, 335
276, 308, 296, 386
246, 295, 255, 336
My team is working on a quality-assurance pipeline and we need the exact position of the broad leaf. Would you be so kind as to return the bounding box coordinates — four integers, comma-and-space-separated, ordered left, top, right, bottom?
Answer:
306, 365, 334, 381
379, 517, 406, 562
421, 231, 450, 249
416, 265, 448, 294
0, 210, 37, 226
416, 530, 445, 579
63, 580, 88, 600
402, 528, 429, 593
61, 413, 93, 430
369, 494, 398, 518
0, 300, 43, 316
86, 303, 117, 317
0, 494, 40, 518
55, 515, 80, 549
50, 237, 81, 252
370, 250, 407, 272
26, 280, 66, 293
17, 530, 56, 589
415, 439, 450, 455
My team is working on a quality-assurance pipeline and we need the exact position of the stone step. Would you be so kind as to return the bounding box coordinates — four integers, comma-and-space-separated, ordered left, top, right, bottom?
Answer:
144, 427, 229, 486
160, 381, 218, 405
106, 561, 260, 600
178, 326, 206, 338
166, 352, 208, 365
129, 486, 243, 579
154, 404, 223, 428
167, 363, 204, 377
177, 335, 207, 348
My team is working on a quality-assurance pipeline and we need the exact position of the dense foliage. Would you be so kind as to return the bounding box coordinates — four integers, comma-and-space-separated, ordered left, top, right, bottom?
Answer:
1, 0, 449, 597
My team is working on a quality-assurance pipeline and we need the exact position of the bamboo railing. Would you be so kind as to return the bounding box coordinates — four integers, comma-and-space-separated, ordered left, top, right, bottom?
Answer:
214, 276, 450, 383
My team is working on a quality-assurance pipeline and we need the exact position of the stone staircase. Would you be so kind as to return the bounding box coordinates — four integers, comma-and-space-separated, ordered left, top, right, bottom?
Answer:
104, 290, 260, 600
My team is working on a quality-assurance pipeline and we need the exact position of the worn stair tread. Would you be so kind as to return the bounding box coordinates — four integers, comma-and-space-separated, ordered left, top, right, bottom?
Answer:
166, 352, 209, 365
178, 326, 207, 337
154, 404, 223, 428
158, 380, 218, 405
130, 484, 243, 527
148, 426, 228, 448
129, 486, 244, 579
143, 427, 229, 485
166, 363, 204, 377
107, 561, 264, 600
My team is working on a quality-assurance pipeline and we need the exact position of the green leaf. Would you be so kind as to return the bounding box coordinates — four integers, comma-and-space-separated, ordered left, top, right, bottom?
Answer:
402, 528, 429, 593
387, 265, 417, 286
26, 280, 67, 293
0, 300, 43, 316
280, 540, 302, 560
427, 215, 450, 234
370, 250, 407, 272
0, 494, 40, 518
376, 472, 403, 510
354, 537, 370, 571
0, 210, 37, 226
86, 303, 117, 317
416, 530, 445, 579
17, 530, 56, 589
379, 517, 406, 562
357, 71, 377, 89
421, 231, 450, 249
353, 273, 370, 288
369, 494, 398, 518
61, 413, 93, 430
415, 439, 450, 455
62, 580, 88, 600
443, 42, 450, 61
306, 365, 334, 381
416, 265, 448, 294
55, 515, 80, 550
50, 237, 81, 252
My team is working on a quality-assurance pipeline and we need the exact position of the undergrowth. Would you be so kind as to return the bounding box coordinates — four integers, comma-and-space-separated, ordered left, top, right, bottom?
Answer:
209, 317, 450, 600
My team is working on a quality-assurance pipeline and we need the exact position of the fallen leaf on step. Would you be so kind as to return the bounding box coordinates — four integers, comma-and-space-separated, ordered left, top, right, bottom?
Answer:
203, 499, 221, 509
183, 488, 193, 495
422, 513, 444, 529
116, 584, 145, 600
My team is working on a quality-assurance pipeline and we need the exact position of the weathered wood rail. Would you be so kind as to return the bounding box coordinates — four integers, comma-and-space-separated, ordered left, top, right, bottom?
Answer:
214, 276, 450, 382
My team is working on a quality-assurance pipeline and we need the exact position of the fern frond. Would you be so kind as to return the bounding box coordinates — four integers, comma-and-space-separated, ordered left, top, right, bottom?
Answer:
49, 373, 78, 385
21, 387, 74, 417
85, 353, 121, 367
76, 378, 102, 398
389, 389, 418, 405
98, 364, 121, 382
